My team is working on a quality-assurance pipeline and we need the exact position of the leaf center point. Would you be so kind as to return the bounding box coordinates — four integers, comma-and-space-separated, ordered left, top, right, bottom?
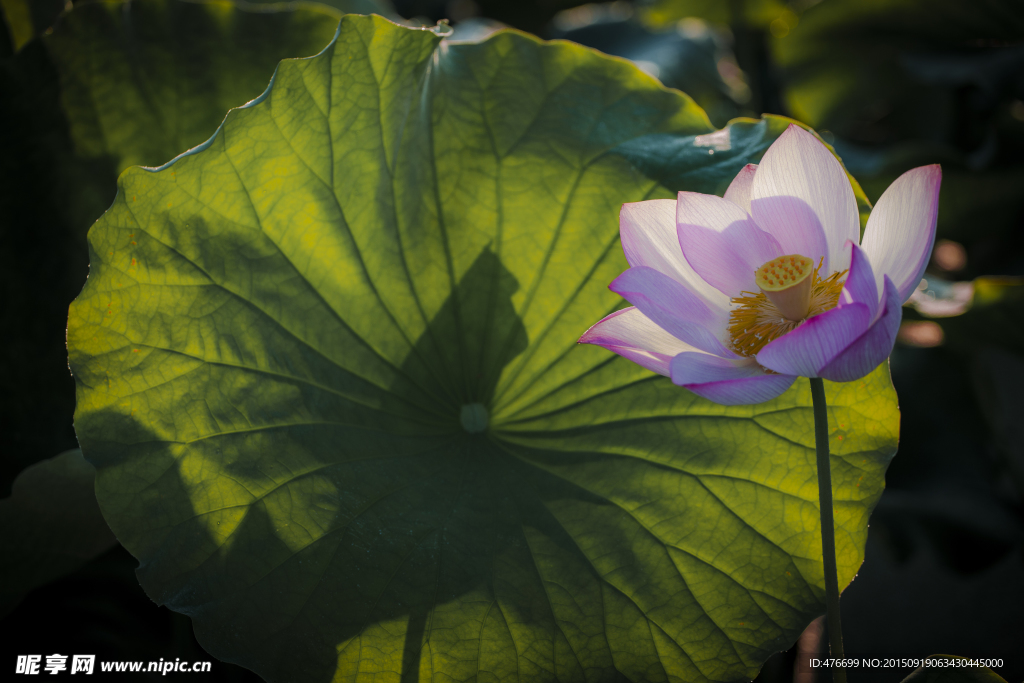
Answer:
460, 403, 489, 434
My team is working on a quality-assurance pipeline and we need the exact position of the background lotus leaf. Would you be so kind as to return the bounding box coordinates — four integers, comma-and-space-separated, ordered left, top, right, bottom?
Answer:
0, 449, 116, 616
0, 0, 351, 493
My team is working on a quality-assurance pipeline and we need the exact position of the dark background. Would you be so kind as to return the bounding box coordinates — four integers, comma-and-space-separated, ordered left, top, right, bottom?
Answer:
2, 0, 1022, 681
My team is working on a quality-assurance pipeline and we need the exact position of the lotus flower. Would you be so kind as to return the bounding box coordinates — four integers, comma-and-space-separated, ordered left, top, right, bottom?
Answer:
579, 124, 941, 405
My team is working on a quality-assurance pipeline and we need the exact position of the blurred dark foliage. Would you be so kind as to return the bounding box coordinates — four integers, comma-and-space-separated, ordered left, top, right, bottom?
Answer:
394, 0, 576, 35
0, 27, 105, 498
5, 544, 262, 681
2, 0, 1023, 681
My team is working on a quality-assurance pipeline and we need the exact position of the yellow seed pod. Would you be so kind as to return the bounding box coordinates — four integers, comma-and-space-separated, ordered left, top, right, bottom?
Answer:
756, 254, 813, 291
756, 254, 815, 321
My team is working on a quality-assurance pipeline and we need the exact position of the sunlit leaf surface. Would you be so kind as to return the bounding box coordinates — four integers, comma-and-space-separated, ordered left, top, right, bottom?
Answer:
68, 14, 899, 682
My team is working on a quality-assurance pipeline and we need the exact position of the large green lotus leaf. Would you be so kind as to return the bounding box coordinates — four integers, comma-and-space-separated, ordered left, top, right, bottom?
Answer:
0, 449, 116, 616
68, 14, 899, 683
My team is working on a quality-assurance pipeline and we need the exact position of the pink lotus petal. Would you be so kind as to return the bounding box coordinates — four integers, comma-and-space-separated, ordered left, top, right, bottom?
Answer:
819, 276, 902, 382
610, 266, 733, 357
750, 125, 860, 273
670, 352, 797, 404
579, 306, 698, 377
683, 375, 798, 405
755, 302, 872, 377
839, 241, 880, 318
677, 192, 783, 297
619, 199, 729, 309
859, 165, 941, 304
670, 351, 766, 383
749, 194, 830, 273
723, 163, 757, 214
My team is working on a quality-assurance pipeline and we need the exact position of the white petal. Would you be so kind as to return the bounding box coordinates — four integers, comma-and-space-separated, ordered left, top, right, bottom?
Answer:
859, 165, 942, 304
610, 267, 733, 357
579, 307, 698, 377
676, 191, 782, 297
750, 124, 860, 273
723, 163, 757, 214
619, 199, 730, 311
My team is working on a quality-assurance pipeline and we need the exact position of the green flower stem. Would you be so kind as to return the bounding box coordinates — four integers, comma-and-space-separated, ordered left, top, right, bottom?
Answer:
810, 377, 846, 683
